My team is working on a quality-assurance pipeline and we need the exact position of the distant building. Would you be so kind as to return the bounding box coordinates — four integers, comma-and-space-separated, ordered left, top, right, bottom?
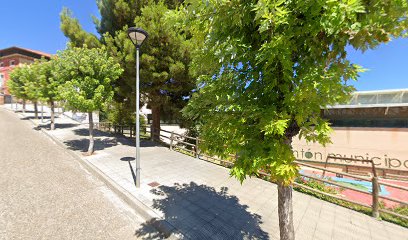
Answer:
294, 89, 408, 178
0, 46, 51, 104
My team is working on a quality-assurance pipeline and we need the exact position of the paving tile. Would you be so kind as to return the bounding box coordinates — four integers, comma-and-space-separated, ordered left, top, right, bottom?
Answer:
28, 109, 408, 240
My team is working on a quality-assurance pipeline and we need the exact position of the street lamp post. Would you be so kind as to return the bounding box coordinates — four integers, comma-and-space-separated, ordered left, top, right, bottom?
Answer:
127, 27, 148, 188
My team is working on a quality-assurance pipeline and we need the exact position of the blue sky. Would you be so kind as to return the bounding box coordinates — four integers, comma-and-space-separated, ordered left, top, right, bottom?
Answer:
0, 1, 407, 91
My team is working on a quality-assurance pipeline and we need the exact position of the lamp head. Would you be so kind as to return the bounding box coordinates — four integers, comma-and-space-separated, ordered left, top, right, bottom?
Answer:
127, 27, 149, 48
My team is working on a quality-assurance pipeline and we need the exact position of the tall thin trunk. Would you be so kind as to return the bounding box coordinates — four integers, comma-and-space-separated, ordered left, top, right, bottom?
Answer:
278, 181, 295, 240
34, 101, 38, 119
87, 112, 94, 155
278, 121, 300, 240
50, 100, 55, 130
22, 100, 26, 113
151, 106, 161, 141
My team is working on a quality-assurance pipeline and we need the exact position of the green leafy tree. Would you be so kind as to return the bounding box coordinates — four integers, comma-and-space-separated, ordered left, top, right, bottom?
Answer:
36, 59, 62, 130
60, 8, 101, 49
133, 1, 194, 139
55, 46, 123, 155
183, 1, 408, 239
8, 65, 29, 112
9, 64, 40, 116
23, 63, 42, 119
94, 0, 145, 37
60, 1, 193, 139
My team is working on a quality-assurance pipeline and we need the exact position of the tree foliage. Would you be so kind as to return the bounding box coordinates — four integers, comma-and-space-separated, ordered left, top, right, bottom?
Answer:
184, 0, 408, 184
94, 0, 144, 37
135, 1, 194, 130
60, 0, 194, 132
183, 1, 407, 239
55, 46, 123, 154
8, 65, 30, 101
60, 8, 101, 49
55, 46, 123, 113
35, 59, 60, 104
34, 58, 62, 130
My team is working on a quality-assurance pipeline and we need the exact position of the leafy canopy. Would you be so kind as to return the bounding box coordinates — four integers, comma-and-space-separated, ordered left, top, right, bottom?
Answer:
135, 1, 194, 116
9, 64, 41, 102
30, 59, 61, 103
55, 46, 123, 112
183, 0, 408, 184
60, 0, 193, 124
9, 65, 29, 100
60, 8, 101, 49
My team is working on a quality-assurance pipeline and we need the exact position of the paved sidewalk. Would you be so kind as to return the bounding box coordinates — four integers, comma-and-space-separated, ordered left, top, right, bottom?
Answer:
0, 107, 160, 239
6, 104, 408, 240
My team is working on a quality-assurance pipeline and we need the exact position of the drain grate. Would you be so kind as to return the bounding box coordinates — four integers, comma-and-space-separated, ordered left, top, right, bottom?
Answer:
148, 181, 160, 187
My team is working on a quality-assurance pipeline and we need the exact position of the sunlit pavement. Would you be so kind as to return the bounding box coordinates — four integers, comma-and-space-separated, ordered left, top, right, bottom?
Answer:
3, 104, 408, 240
0, 107, 160, 239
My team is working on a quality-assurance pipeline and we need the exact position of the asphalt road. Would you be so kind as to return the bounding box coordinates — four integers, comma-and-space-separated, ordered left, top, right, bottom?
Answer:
0, 108, 159, 239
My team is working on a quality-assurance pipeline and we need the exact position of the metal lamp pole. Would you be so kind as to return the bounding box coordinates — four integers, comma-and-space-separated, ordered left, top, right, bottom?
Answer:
135, 46, 141, 188
127, 27, 148, 188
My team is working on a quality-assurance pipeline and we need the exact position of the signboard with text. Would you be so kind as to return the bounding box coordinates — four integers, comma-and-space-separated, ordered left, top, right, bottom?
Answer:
292, 128, 408, 171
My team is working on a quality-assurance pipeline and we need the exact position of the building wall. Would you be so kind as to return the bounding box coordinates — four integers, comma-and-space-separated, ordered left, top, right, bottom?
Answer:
0, 55, 35, 97
292, 127, 408, 172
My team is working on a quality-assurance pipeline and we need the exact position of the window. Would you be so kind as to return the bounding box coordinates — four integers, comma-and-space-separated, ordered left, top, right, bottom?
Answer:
10, 60, 15, 66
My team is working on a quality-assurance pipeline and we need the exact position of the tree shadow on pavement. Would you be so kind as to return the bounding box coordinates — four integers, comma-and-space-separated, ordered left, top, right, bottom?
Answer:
64, 138, 118, 152
73, 128, 113, 138
21, 116, 53, 120
15, 110, 35, 113
135, 182, 269, 240
72, 128, 160, 148
38, 123, 79, 129
32, 123, 80, 131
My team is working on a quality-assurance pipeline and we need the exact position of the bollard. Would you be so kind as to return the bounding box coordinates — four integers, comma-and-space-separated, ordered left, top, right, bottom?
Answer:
195, 137, 199, 159
41, 103, 44, 122
170, 132, 174, 150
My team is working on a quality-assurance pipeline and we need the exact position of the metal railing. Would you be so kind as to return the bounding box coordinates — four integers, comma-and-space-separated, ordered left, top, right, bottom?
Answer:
95, 122, 148, 138
153, 128, 408, 222
95, 124, 408, 222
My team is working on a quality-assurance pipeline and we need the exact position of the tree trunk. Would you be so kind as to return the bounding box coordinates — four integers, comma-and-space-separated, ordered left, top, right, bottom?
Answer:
22, 100, 26, 113
278, 181, 295, 240
151, 106, 161, 141
88, 112, 94, 155
277, 121, 300, 240
34, 101, 38, 119
50, 100, 55, 130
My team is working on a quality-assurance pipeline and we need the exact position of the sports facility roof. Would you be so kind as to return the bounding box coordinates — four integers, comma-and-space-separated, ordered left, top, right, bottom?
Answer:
328, 89, 408, 108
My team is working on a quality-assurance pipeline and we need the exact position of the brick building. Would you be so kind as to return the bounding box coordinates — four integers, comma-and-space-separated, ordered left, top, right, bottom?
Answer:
0, 46, 51, 104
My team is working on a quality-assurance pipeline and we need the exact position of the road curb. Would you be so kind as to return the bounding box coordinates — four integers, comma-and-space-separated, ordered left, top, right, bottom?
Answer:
5, 107, 180, 239
39, 128, 179, 239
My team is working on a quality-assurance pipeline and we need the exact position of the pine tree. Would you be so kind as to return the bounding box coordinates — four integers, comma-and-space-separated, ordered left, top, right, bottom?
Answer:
59, 0, 194, 137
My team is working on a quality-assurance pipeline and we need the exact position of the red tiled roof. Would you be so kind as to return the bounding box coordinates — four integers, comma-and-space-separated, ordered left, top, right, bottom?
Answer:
0, 46, 51, 59
16, 46, 52, 58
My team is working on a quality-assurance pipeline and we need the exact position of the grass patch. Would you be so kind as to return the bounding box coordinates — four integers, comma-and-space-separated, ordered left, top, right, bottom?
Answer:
294, 176, 407, 228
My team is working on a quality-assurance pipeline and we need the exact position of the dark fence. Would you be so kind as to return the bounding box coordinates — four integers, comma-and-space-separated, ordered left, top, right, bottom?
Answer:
94, 123, 408, 222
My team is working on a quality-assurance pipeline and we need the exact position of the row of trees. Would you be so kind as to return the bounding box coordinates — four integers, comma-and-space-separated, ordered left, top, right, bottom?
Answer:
10, 0, 408, 239
9, 46, 123, 155
60, 0, 194, 138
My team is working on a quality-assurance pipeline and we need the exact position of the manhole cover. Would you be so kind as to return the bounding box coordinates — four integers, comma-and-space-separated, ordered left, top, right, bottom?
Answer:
148, 182, 160, 187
